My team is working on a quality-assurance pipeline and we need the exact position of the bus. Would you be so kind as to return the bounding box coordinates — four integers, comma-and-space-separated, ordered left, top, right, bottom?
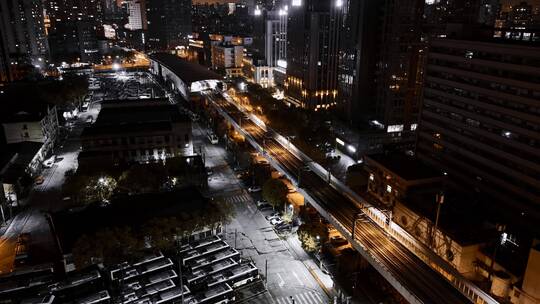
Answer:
206, 263, 259, 289
207, 132, 218, 145
184, 283, 235, 304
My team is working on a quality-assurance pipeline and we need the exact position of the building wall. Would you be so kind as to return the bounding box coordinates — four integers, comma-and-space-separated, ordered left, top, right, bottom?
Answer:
416, 38, 540, 229
146, 0, 192, 50
211, 44, 244, 69
81, 124, 193, 164
0, 0, 49, 68
393, 202, 481, 275
2, 106, 58, 155
285, 0, 341, 110
512, 243, 540, 304
127, 0, 147, 30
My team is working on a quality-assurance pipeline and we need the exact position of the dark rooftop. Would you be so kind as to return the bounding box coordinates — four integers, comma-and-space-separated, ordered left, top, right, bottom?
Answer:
149, 53, 222, 84
81, 100, 189, 137
367, 153, 444, 181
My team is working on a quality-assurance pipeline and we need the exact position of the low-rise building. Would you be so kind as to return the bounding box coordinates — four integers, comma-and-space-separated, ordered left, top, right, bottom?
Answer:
1, 104, 58, 157
364, 153, 491, 276
79, 100, 193, 167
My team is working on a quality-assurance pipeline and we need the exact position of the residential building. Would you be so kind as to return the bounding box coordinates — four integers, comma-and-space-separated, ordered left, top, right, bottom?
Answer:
79, 100, 193, 166
243, 56, 274, 88
126, 0, 147, 31
372, 0, 424, 147
211, 43, 244, 76
338, 0, 382, 125
253, 8, 287, 68
43, 0, 104, 33
416, 38, 540, 233
285, 0, 342, 110
1, 104, 58, 157
146, 0, 192, 51
0, 142, 45, 210
495, 1, 540, 42
49, 21, 100, 63
0, 25, 10, 82
0, 0, 49, 71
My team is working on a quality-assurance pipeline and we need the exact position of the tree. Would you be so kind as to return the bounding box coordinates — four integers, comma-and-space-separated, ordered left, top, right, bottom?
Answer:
63, 174, 118, 205
262, 179, 288, 210
118, 163, 168, 194
297, 222, 328, 253
72, 226, 143, 268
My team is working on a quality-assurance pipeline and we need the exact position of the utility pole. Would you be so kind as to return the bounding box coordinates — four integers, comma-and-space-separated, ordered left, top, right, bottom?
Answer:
351, 214, 358, 240
235, 229, 238, 249
265, 259, 268, 284
431, 191, 444, 249
176, 240, 185, 304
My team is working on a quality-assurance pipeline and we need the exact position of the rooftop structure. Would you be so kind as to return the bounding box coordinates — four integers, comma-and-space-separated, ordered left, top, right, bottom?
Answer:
149, 53, 222, 100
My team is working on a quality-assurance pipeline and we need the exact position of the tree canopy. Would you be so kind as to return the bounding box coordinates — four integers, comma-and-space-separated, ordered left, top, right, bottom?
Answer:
262, 179, 288, 210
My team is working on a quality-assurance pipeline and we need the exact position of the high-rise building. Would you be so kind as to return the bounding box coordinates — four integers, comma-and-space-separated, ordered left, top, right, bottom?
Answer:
285, 0, 342, 110
0, 0, 49, 70
338, 0, 382, 125
416, 38, 540, 227
146, 0, 192, 51
373, 0, 424, 144
43, 0, 104, 33
126, 0, 147, 30
0, 25, 11, 83
252, 6, 287, 67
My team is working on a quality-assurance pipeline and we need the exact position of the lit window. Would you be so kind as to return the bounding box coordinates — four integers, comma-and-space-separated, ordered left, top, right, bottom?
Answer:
369, 174, 374, 181
386, 185, 392, 193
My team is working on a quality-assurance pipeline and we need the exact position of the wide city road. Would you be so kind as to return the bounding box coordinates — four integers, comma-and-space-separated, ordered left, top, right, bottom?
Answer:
205, 91, 472, 304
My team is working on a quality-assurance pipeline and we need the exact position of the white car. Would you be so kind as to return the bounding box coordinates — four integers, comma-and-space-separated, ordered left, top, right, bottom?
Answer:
248, 186, 261, 193
43, 156, 56, 168
270, 217, 284, 226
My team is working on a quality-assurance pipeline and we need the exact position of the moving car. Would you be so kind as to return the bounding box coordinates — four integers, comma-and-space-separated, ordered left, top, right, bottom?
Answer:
248, 186, 261, 193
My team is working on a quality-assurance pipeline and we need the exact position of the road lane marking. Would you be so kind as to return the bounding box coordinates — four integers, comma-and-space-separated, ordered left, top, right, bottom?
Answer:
292, 271, 304, 286
276, 273, 285, 288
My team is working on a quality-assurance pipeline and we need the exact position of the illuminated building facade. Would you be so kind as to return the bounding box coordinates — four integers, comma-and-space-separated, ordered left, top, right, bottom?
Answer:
285, 0, 342, 110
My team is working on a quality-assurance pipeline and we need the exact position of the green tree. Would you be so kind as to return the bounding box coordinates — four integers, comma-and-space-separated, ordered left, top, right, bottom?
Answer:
118, 163, 168, 194
262, 179, 288, 210
63, 174, 118, 205
297, 222, 328, 253
72, 226, 143, 268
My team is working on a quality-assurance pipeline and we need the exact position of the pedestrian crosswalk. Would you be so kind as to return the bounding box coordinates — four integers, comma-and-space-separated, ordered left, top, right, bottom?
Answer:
275, 292, 325, 304
224, 193, 252, 204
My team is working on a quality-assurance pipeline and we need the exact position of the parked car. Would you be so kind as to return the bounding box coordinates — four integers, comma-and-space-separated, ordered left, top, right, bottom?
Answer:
265, 212, 282, 221
248, 186, 261, 193
275, 223, 292, 231
270, 217, 284, 226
